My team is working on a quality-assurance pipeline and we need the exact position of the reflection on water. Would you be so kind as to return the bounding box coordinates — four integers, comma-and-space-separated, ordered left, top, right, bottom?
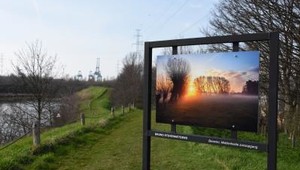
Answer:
0, 101, 60, 144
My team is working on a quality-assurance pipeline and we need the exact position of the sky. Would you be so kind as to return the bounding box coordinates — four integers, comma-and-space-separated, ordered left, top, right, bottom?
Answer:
0, 0, 219, 80
157, 51, 260, 93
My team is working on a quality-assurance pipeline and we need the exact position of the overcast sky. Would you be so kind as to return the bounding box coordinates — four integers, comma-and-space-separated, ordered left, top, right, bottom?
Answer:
0, 0, 219, 79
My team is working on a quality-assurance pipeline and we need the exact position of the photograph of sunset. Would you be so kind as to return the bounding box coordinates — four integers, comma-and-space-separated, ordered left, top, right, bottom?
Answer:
156, 51, 260, 132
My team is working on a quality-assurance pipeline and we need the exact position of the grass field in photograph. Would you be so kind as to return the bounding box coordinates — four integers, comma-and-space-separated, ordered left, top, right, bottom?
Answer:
157, 94, 258, 132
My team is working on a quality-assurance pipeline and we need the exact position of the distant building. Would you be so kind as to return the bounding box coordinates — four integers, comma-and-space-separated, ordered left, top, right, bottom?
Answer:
75, 70, 83, 81
94, 58, 102, 81
88, 71, 95, 81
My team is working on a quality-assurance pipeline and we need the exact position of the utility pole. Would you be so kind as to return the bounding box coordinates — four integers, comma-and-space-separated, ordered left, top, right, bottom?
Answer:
0, 53, 3, 75
133, 29, 143, 56
117, 60, 120, 75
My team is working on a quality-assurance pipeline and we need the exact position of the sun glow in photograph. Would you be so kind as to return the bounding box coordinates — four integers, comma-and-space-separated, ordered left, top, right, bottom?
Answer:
156, 51, 260, 132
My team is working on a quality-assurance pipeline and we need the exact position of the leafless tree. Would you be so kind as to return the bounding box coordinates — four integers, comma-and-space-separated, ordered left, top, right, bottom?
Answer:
194, 76, 206, 94
156, 74, 173, 103
165, 57, 190, 101
194, 76, 230, 94
54, 94, 80, 126
162, 46, 194, 55
205, 0, 300, 146
242, 80, 259, 95
12, 40, 59, 143
215, 77, 231, 94
111, 52, 143, 108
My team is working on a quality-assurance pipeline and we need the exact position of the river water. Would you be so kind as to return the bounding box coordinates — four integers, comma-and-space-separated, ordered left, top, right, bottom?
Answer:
0, 101, 60, 144
0, 101, 60, 124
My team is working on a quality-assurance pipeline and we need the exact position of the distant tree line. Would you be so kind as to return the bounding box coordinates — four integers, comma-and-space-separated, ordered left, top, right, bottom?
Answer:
110, 52, 143, 108
194, 76, 230, 94
0, 75, 89, 96
242, 80, 258, 95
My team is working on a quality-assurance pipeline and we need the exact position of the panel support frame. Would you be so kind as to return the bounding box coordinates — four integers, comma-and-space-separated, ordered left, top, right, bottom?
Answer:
142, 32, 279, 170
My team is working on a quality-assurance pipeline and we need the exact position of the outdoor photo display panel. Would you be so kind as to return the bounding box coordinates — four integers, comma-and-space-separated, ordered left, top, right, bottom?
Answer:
156, 51, 260, 132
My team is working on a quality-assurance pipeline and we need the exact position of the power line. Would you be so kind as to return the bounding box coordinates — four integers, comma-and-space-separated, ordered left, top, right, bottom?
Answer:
149, 0, 190, 38
143, 0, 178, 34
177, 13, 210, 37
161, 0, 190, 27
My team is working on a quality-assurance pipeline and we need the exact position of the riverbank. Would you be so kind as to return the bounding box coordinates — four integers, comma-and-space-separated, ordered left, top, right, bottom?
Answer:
1, 86, 300, 169
0, 86, 115, 169
0, 93, 35, 101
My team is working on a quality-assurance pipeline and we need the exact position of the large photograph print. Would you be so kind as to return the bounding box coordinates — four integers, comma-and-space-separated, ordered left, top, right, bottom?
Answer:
156, 51, 260, 132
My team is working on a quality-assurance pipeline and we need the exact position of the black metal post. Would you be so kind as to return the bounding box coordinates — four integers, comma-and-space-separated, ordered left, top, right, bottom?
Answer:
172, 45, 178, 55
170, 46, 178, 134
231, 130, 237, 140
267, 32, 279, 170
231, 42, 239, 140
171, 124, 177, 133
233, 41, 239, 51
142, 42, 152, 170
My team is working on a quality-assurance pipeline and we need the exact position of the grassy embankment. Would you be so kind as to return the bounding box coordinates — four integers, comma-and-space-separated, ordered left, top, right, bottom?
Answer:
41, 93, 300, 169
29, 109, 300, 169
0, 86, 120, 169
1, 86, 300, 169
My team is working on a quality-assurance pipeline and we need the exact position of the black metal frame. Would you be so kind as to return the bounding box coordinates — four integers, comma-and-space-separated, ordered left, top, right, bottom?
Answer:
143, 32, 279, 170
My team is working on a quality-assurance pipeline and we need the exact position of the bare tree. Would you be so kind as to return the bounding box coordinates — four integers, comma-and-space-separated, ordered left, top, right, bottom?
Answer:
215, 77, 230, 94
156, 74, 173, 103
194, 76, 230, 94
205, 0, 300, 145
54, 94, 80, 126
194, 76, 206, 94
12, 40, 58, 143
162, 46, 194, 55
165, 57, 190, 101
111, 52, 143, 108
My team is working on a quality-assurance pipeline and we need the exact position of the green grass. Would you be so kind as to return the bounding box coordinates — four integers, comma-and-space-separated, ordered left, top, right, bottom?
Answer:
0, 86, 118, 170
44, 111, 141, 170
77, 87, 110, 114
1, 86, 300, 169
23, 114, 131, 170
20, 110, 300, 170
